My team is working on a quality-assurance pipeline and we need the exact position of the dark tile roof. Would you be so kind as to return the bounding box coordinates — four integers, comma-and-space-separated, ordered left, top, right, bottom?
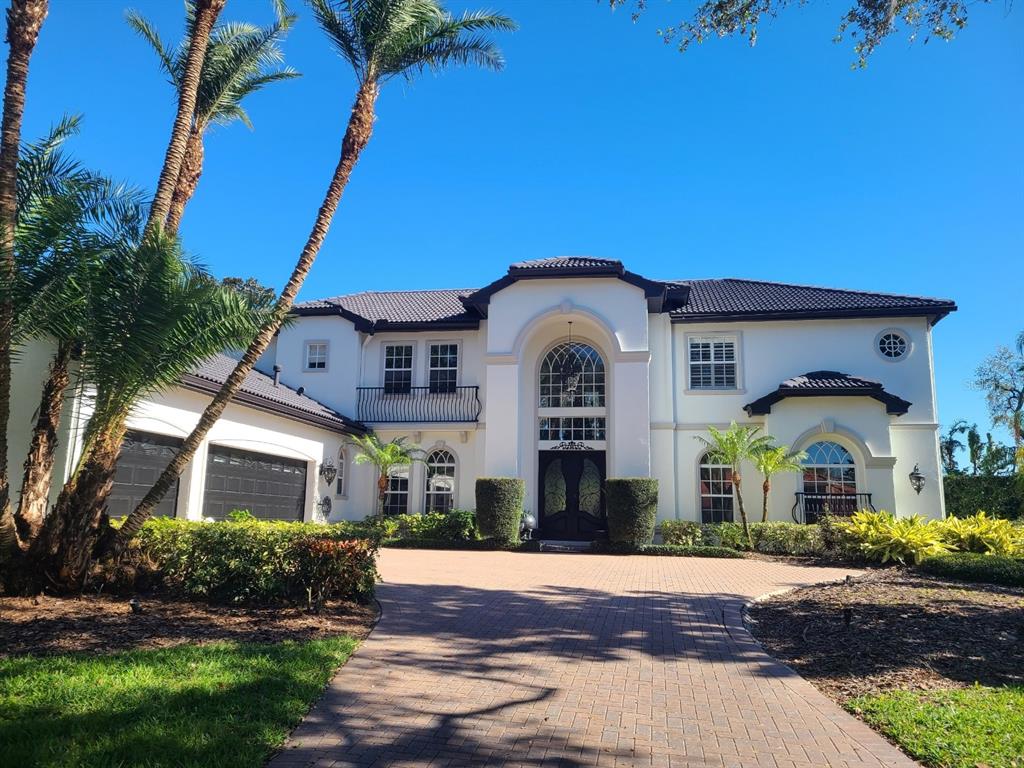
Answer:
295, 289, 479, 329
744, 370, 912, 416
674, 278, 955, 322
181, 353, 365, 434
510, 257, 623, 270
295, 267, 955, 329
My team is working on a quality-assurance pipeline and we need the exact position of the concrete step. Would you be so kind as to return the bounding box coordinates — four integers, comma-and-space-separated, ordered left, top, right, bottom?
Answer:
536, 540, 591, 553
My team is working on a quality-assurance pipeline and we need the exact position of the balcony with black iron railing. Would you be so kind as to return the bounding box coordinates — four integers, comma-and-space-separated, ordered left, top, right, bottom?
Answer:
792, 492, 876, 524
356, 385, 481, 424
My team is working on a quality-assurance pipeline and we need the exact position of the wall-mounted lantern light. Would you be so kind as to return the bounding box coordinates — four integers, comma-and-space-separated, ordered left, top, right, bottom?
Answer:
319, 460, 338, 487
908, 464, 925, 495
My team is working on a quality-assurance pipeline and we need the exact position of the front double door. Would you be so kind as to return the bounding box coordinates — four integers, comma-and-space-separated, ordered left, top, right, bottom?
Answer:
537, 450, 606, 540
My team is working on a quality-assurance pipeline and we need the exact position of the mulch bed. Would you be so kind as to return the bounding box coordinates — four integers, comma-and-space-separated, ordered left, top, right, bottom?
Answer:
0, 594, 378, 657
747, 569, 1024, 701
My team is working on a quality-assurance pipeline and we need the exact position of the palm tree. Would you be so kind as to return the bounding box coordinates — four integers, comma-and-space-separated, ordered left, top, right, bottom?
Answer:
351, 434, 421, 515
0, 0, 50, 560
127, 1, 299, 233
112, 0, 516, 556
37, 230, 274, 587
751, 445, 807, 523
695, 422, 774, 546
10, 118, 144, 546
966, 423, 983, 475
144, 0, 225, 236
940, 419, 969, 474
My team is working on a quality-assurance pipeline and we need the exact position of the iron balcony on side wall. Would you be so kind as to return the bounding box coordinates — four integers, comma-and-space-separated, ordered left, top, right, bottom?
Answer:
356, 386, 482, 423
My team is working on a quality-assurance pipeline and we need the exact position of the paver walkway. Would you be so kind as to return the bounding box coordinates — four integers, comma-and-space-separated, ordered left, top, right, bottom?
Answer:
270, 549, 917, 768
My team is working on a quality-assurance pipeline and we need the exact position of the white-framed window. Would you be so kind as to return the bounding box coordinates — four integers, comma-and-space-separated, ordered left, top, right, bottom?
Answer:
875, 329, 909, 361
428, 343, 459, 394
801, 441, 856, 495
698, 452, 734, 523
305, 341, 328, 371
383, 343, 413, 394
424, 448, 456, 513
688, 335, 738, 390
335, 449, 347, 497
383, 466, 409, 515
537, 341, 608, 446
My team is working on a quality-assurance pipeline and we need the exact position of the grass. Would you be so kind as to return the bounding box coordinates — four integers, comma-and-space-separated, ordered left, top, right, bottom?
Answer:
0, 637, 357, 768
849, 685, 1024, 768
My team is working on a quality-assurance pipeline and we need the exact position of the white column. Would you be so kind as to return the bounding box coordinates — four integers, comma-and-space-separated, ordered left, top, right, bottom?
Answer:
610, 357, 651, 477
483, 359, 519, 476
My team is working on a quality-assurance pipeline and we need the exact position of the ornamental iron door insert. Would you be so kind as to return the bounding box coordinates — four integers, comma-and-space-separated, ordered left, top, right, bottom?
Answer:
537, 450, 606, 540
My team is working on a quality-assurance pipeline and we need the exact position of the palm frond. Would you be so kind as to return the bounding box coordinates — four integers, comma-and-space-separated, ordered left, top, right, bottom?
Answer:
125, 9, 179, 81
310, 0, 368, 79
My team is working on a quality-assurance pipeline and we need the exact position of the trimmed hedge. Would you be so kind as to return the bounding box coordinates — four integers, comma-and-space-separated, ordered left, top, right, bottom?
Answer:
132, 518, 379, 605
590, 541, 742, 558
364, 510, 477, 542
382, 537, 518, 551
475, 478, 524, 546
606, 478, 658, 546
660, 520, 827, 557
918, 552, 1024, 587
944, 475, 1024, 520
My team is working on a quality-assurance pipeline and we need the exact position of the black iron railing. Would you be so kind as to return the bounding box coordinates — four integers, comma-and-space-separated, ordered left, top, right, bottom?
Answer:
356, 386, 481, 423
792, 492, 875, 524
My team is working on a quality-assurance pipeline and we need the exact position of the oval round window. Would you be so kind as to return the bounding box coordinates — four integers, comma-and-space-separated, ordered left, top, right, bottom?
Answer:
877, 331, 908, 360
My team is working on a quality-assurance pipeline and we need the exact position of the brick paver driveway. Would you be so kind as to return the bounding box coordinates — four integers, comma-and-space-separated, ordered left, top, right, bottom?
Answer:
271, 550, 916, 768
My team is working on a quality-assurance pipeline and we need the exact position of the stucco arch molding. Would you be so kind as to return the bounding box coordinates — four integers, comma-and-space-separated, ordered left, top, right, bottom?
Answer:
791, 420, 897, 469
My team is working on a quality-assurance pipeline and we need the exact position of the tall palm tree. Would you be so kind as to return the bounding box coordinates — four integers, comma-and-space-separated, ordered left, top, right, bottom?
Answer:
0, 0, 49, 560
112, 0, 516, 555
37, 230, 274, 587
940, 419, 969, 474
696, 422, 774, 546
351, 434, 421, 514
144, 0, 226, 236
751, 444, 806, 523
127, 0, 299, 233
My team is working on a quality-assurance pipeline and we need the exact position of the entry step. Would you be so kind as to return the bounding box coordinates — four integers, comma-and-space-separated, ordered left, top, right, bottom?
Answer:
536, 540, 591, 553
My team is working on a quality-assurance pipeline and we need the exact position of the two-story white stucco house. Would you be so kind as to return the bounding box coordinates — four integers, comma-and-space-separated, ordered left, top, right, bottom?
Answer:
8, 257, 956, 539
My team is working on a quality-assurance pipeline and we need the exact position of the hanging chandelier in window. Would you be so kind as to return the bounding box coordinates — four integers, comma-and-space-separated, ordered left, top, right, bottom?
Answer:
559, 321, 582, 399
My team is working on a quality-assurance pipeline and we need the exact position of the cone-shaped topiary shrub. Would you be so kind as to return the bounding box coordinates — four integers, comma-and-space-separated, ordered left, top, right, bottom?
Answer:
475, 478, 524, 546
606, 478, 659, 546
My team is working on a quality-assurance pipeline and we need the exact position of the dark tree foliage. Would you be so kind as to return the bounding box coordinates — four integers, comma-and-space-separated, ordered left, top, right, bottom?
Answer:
612, 0, 990, 66
221, 276, 276, 311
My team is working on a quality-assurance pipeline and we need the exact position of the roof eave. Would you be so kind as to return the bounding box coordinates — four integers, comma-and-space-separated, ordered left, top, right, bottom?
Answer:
743, 387, 911, 417
673, 305, 958, 325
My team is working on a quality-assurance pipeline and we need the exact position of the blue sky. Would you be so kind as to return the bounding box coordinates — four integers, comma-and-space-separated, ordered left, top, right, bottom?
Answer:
16, 0, 1024, 446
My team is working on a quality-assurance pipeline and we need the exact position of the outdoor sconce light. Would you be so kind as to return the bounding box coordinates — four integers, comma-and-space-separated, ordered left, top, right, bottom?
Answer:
317, 495, 333, 517
319, 460, 338, 487
908, 464, 925, 495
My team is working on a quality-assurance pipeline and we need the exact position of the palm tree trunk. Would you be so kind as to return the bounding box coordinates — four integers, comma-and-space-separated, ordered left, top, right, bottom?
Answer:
164, 127, 205, 235
14, 341, 70, 544
733, 472, 752, 547
145, 0, 223, 236
41, 421, 126, 588
108, 80, 381, 556
0, 0, 48, 560
761, 478, 770, 523
377, 471, 388, 515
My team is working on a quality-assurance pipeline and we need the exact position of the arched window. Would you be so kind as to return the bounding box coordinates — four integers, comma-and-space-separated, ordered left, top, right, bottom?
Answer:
335, 449, 347, 497
801, 441, 856, 496
538, 342, 605, 408
383, 466, 409, 516
698, 452, 734, 523
538, 341, 607, 444
424, 449, 456, 513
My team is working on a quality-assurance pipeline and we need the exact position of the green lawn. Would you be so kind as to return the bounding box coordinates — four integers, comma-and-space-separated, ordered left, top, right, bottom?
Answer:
0, 637, 357, 768
849, 685, 1024, 768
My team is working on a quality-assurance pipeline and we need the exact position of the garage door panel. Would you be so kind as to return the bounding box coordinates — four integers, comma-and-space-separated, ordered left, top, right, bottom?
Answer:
203, 446, 306, 521
108, 431, 182, 518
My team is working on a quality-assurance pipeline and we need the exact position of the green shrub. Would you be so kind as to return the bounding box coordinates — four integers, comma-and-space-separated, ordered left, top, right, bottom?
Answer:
750, 522, 826, 556
364, 510, 477, 542
134, 518, 378, 605
605, 478, 658, 546
818, 514, 862, 559
590, 541, 742, 558
919, 552, 1024, 587
841, 510, 950, 564
659, 520, 702, 546
700, 521, 749, 550
944, 474, 1024, 520
939, 511, 1023, 556
475, 478, 524, 546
